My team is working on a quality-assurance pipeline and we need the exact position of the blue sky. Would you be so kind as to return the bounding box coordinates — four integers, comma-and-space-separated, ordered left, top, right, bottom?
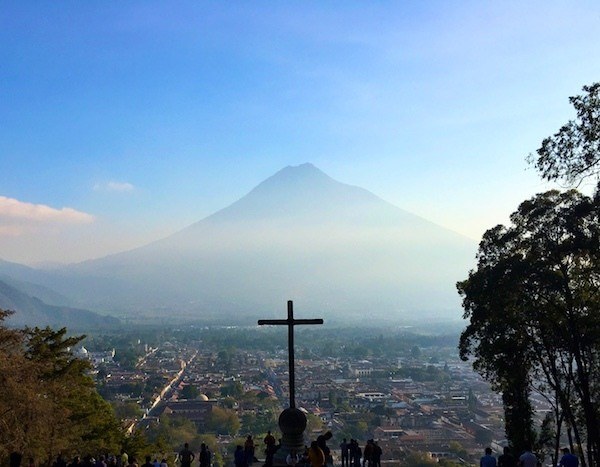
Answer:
1, 1, 600, 264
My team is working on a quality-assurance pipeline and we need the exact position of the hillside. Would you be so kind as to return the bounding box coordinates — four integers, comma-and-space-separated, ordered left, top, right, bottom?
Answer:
0, 279, 119, 329
0, 164, 476, 322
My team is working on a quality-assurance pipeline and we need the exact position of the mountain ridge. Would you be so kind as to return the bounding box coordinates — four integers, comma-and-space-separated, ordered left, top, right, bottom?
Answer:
0, 278, 119, 329
0, 164, 477, 322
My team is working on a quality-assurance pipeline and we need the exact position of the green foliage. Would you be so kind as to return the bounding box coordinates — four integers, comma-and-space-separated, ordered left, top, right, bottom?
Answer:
530, 82, 600, 184
458, 189, 600, 463
206, 406, 240, 435
113, 401, 143, 419
180, 384, 200, 400
305, 413, 324, 434
403, 451, 438, 466
0, 317, 124, 463
221, 381, 243, 398
447, 441, 467, 459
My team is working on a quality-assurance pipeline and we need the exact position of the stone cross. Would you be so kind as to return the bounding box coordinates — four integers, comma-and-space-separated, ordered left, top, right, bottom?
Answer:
258, 300, 323, 409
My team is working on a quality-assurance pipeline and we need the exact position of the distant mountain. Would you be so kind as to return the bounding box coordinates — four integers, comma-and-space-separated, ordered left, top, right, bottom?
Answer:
0, 164, 477, 322
0, 273, 74, 307
0, 279, 119, 329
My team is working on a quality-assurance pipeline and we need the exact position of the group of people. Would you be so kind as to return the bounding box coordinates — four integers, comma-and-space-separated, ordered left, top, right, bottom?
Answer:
233, 435, 260, 467
9, 451, 169, 467
177, 443, 212, 467
282, 433, 382, 467
480, 445, 579, 467
281, 431, 333, 467
339, 438, 381, 467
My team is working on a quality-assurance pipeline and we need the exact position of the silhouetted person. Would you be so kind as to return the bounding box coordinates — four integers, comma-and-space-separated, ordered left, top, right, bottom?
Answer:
244, 435, 255, 466
498, 447, 517, 467
10, 452, 23, 467
559, 448, 579, 467
141, 456, 153, 467
316, 432, 332, 466
362, 440, 374, 467
351, 441, 361, 467
308, 441, 325, 467
480, 447, 496, 467
263, 431, 276, 467
372, 442, 381, 467
234, 445, 246, 467
52, 454, 68, 467
339, 439, 349, 467
178, 443, 195, 467
517, 445, 538, 467
199, 443, 211, 467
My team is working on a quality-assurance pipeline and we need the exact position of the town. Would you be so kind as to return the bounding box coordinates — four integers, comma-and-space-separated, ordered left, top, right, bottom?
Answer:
78, 323, 524, 466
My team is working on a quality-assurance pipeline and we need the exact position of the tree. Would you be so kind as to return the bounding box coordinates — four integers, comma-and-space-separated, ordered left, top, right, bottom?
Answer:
24, 327, 122, 458
180, 384, 200, 400
206, 406, 240, 435
530, 82, 600, 184
113, 401, 143, 420
403, 451, 437, 466
458, 189, 600, 465
0, 315, 123, 464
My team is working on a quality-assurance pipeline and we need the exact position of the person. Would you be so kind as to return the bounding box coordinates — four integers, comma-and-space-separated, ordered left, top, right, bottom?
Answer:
178, 443, 195, 467
316, 432, 332, 466
53, 454, 68, 467
480, 447, 497, 467
372, 442, 382, 467
498, 447, 517, 467
264, 431, 276, 467
518, 445, 538, 467
160, 460, 168, 467
362, 440, 373, 467
234, 445, 246, 467
351, 441, 362, 467
286, 449, 300, 466
308, 441, 325, 467
339, 439, 349, 467
199, 443, 211, 467
141, 456, 153, 467
558, 448, 579, 467
120, 451, 129, 467
68, 456, 81, 467
244, 435, 255, 466
9, 452, 23, 467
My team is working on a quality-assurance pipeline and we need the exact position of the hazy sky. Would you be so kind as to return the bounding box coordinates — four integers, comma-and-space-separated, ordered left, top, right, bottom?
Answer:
2, 2, 600, 265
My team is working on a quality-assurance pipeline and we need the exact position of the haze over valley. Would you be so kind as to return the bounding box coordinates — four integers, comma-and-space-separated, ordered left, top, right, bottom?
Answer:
0, 164, 476, 326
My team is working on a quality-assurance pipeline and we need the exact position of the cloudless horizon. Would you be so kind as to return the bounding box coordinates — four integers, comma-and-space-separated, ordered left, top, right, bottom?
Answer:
2, 2, 600, 265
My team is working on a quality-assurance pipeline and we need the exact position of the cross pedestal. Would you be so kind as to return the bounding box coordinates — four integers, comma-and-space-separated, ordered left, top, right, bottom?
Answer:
258, 300, 323, 464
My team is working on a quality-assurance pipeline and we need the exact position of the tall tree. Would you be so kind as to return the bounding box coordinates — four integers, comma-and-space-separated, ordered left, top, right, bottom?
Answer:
0, 313, 123, 464
458, 189, 600, 465
530, 82, 600, 184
